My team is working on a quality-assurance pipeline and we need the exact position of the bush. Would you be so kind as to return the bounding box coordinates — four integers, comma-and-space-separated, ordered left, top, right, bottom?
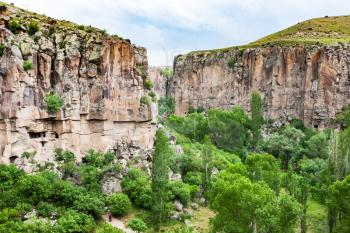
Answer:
28, 21, 39, 36
128, 218, 147, 232
23, 60, 33, 71
36, 202, 57, 217
54, 148, 75, 163
56, 210, 96, 233
144, 79, 153, 90
8, 20, 21, 34
107, 193, 131, 217
121, 168, 152, 209
45, 93, 64, 113
168, 181, 191, 206
183, 172, 202, 186
227, 57, 236, 69
148, 91, 156, 102
140, 95, 150, 106
0, 44, 5, 57
158, 97, 175, 116
96, 223, 124, 233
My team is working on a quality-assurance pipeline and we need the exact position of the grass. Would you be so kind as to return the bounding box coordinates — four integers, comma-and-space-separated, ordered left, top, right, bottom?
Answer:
305, 198, 327, 233
189, 15, 350, 55
295, 198, 327, 233
188, 207, 215, 232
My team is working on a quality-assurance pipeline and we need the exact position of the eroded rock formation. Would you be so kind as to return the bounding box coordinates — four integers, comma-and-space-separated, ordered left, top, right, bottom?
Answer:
170, 46, 350, 127
0, 4, 156, 165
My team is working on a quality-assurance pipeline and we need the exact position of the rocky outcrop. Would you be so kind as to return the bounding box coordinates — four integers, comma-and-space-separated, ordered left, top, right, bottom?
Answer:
0, 3, 156, 164
148, 67, 168, 98
170, 46, 350, 127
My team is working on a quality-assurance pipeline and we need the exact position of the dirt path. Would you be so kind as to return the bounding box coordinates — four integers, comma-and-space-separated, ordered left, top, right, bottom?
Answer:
102, 215, 136, 233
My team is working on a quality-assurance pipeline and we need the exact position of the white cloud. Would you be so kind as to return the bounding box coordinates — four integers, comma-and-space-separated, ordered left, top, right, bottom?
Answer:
4, 0, 350, 65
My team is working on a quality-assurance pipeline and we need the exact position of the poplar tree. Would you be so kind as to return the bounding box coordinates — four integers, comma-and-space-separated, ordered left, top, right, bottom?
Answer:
151, 130, 171, 230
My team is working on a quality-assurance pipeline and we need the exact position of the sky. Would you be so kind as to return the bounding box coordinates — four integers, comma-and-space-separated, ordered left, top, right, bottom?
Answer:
3, 0, 350, 66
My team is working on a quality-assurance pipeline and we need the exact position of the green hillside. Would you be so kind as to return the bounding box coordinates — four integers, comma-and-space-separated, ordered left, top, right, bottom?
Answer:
191, 15, 350, 54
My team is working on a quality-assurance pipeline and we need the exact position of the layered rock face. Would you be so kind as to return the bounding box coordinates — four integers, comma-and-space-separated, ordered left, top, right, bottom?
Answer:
170, 46, 350, 127
0, 4, 156, 165
148, 67, 169, 98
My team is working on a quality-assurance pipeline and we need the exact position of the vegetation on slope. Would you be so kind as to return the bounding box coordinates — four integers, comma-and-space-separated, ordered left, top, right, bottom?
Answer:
189, 15, 350, 55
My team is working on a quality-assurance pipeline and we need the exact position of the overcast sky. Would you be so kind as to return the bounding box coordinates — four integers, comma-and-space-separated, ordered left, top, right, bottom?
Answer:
4, 0, 350, 66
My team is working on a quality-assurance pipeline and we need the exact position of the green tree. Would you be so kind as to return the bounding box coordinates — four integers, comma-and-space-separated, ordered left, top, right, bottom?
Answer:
245, 153, 281, 193
128, 218, 147, 233
107, 193, 131, 217
209, 169, 298, 233
121, 168, 152, 209
250, 92, 264, 149
201, 135, 213, 202
151, 130, 171, 229
304, 132, 329, 159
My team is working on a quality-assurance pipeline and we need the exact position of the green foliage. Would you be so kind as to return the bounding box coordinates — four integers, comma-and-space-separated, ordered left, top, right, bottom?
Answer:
45, 93, 64, 113
245, 153, 281, 192
227, 57, 236, 69
36, 202, 57, 218
96, 223, 124, 233
140, 95, 150, 106
250, 92, 264, 148
159, 67, 173, 79
128, 218, 148, 232
23, 60, 33, 71
158, 97, 175, 116
167, 181, 192, 206
121, 168, 152, 209
0, 44, 5, 57
151, 130, 171, 229
8, 20, 21, 34
304, 132, 329, 159
263, 126, 304, 169
54, 148, 75, 163
56, 210, 96, 233
21, 151, 36, 160
210, 170, 300, 233
107, 193, 131, 217
334, 104, 350, 127
28, 21, 39, 36
144, 79, 153, 90
208, 108, 247, 154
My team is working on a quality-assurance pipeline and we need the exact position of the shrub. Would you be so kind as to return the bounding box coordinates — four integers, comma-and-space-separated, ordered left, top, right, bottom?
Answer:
45, 93, 64, 113
28, 21, 39, 36
56, 210, 96, 233
148, 91, 156, 102
96, 223, 124, 233
21, 151, 36, 160
0, 44, 5, 57
107, 193, 131, 217
183, 172, 202, 186
8, 20, 21, 34
159, 67, 173, 79
168, 181, 191, 206
158, 97, 175, 116
54, 148, 75, 163
36, 202, 57, 217
140, 95, 150, 106
227, 57, 236, 69
23, 60, 33, 71
128, 218, 147, 233
121, 168, 152, 209
144, 79, 153, 90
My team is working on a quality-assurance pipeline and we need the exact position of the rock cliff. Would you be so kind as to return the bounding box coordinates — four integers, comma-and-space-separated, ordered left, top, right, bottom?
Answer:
0, 3, 156, 165
170, 19, 350, 128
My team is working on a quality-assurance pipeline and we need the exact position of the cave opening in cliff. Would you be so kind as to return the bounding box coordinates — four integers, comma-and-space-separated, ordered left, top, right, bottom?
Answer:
9, 156, 18, 164
29, 132, 45, 139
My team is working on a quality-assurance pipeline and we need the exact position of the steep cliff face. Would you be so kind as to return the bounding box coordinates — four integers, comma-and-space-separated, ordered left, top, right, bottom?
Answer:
170, 45, 350, 127
0, 3, 156, 165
